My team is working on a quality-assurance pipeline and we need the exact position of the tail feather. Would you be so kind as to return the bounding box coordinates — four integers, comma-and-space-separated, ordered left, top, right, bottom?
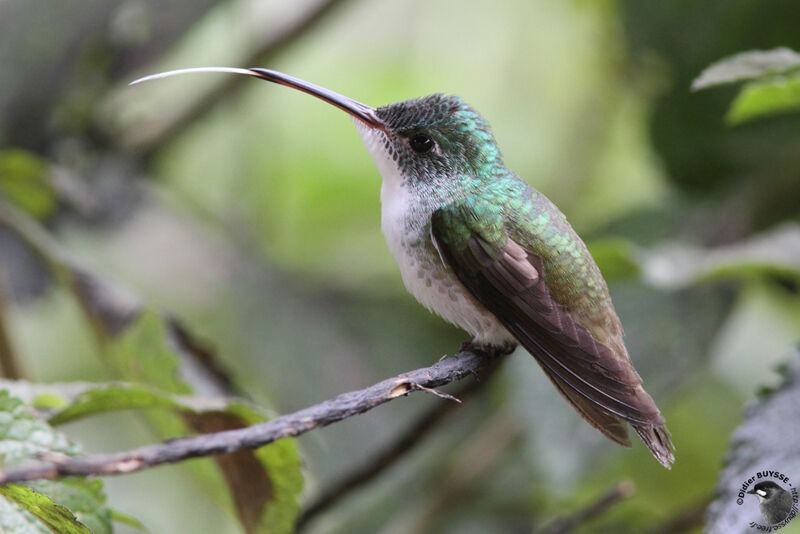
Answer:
634, 424, 675, 469
538, 360, 675, 468
542, 365, 632, 447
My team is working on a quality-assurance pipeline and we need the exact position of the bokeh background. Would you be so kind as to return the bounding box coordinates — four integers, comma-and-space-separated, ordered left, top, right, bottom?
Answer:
1, 0, 800, 533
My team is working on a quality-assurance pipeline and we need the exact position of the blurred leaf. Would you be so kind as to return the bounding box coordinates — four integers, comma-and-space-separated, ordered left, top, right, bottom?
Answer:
692, 48, 800, 90
0, 390, 116, 534
103, 312, 191, 394
0, 201, 304, 533
26, 480, 112, 534
561, 222, 800, 293
36, 379, 303, 534
0, 380, 230, 424
726, 73, 800, 124
706, 352, 800, 533
32, 393, 69, 411
109, 509, 146, 530
0, 390, 78, 465
0, 484, 92, 534
182, 404, 303, 534
588, 238, 641, 282
692, 48, 800, 124
78, 311, 303, 534
0, 149, 57, 220
641, 224, 800, 289
46, 383, 186, 426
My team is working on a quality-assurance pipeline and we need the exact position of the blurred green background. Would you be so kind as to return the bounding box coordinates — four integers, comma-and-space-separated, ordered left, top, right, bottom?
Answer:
1, 0, 800, 532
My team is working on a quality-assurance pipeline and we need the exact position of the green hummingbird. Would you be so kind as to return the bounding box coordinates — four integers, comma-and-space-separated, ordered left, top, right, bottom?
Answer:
132, 67, 675, 468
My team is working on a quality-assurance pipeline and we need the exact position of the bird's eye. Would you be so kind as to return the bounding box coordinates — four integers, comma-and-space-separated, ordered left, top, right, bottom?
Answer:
409, 135, 435, 154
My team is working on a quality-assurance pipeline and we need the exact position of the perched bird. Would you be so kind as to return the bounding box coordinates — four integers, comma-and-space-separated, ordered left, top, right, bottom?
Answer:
748, 481, 794, 525
132, 67, 675, 467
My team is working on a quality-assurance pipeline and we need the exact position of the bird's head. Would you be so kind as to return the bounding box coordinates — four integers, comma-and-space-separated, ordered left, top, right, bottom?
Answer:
748, 481, 785, 502
359, 94, 503, 185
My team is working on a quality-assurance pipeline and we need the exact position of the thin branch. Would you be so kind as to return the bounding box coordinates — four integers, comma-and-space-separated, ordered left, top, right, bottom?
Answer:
296, 359, 502, 529
532, 481, 636, 534
130, 0, 352, 157
0, 346, 507, 484
0, 275, 24, 379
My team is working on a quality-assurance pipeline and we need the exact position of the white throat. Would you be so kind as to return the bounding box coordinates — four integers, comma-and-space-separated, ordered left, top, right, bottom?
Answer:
352, 118, 415, 264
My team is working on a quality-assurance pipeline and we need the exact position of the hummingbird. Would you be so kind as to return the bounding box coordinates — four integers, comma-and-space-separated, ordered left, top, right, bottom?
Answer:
132, 67, 675, 467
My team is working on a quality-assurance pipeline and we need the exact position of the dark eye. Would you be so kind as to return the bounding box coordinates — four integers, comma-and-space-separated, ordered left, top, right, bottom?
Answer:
409, 135, 435, 154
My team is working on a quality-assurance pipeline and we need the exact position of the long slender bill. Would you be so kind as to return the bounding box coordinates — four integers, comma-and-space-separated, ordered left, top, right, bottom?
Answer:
130, 66, 386, 131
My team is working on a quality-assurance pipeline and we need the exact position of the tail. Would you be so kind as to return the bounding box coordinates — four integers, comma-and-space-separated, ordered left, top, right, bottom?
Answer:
541, 366, 675, 468
633, 424, 675, 469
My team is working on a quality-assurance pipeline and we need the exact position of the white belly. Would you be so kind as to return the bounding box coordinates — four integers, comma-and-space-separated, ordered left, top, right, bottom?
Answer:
380, 180, 512, 345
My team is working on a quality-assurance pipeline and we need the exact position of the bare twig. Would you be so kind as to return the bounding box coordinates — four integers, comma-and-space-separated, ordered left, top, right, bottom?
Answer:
0, 346, 507, 484
296, 360, 502, 528
532, 480, 636, 534
0, 275, 24, 379
131, 0, 352, 156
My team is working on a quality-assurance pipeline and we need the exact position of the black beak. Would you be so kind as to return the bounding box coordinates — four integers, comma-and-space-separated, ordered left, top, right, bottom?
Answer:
247, 68, 385, 131
130, 66, 387, 132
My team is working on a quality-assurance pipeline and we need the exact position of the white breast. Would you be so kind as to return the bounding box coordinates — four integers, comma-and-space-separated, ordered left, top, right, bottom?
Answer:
354, 120, 512, 345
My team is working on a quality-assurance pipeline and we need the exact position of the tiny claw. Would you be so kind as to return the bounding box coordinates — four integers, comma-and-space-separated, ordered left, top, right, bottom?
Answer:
459, 340, 480, 353
459, 339, 516, 358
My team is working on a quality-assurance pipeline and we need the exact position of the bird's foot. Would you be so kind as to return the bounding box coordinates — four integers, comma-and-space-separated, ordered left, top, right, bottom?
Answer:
459, 339, 516, 358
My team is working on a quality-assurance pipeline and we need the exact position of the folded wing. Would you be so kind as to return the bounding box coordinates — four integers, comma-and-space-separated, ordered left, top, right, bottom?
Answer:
431, 198, 674, 467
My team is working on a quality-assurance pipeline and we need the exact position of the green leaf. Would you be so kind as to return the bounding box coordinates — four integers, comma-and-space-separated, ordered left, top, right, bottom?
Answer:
692, 48, 800, 124
2, 185, 303, 531
56, 248, 305, 532
0, 484, 92, 534
109, 508, 147, 530
90, 311, 304, 534
10, 374, 303, 534
0, 377, 304, 534
49, 381, 303, 534
0, 391, 119, 534
104, 312, 191, 395
0, 149, 57, 219
215, 404, 303, 534
726, 73, 800, 124
692, 47, 800, 90
32, 394, 69, 412
47, 384, 180, 426
0, 391, 78, 465
27, 480, 112, 534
